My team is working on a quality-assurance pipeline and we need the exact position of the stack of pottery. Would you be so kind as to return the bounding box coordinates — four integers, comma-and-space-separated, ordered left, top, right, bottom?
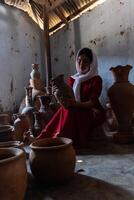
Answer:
0, 148, 27, 200
29, 63, 47, 111
29, 137, 76, 184
108, 65, 134, 143
19, 64, 46, 113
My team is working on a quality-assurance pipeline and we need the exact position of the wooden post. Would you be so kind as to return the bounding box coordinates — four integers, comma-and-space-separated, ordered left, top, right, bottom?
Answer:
43, 6, 52, 88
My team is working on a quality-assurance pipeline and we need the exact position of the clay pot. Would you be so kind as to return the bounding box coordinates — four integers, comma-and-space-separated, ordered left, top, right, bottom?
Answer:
51, 74, 75, 107
13, 114, 30, 141
29, 137, 76, 184
0, 148, 27, 200
38, 95, 53, 125
108, 65, 134, 143
30, 64, 40, 79
0, 125, 15, 142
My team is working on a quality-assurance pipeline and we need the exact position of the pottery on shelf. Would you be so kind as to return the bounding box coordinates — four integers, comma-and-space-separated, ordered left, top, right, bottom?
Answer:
51, 74, 75, 107
0, 147, 27, 200
0, 125, 15, 142
29, 137, 76, 184
108, 65, 134, 143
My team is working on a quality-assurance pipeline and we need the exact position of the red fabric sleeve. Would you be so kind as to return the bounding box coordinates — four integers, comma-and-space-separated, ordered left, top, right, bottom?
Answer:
90, 76, 102, 101
67, 77, 74, 87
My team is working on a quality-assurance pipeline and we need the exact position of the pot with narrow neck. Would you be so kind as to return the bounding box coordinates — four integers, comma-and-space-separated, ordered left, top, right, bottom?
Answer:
30, 64, 40, 80
108, 65, 134, 143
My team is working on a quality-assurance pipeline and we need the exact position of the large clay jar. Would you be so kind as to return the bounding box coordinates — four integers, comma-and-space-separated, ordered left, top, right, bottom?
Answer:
29, 137, 76, 184
0, 125, 15, 142
108, 65, 134, 143
0, 148, 27, 200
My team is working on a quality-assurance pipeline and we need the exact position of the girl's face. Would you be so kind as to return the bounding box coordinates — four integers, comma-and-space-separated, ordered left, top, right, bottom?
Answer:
76, 54, 91, 74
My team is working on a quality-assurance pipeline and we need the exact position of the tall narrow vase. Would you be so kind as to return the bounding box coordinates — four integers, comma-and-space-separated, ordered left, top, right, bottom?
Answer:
108, 65, 134, 143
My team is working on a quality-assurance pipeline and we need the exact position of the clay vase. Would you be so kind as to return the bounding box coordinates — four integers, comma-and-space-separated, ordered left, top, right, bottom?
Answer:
32, 112, 42, 137
108, 65, 134, 143
38, 95, 53, 123
0, 125, 15, 142
51, 74, 75, 107
29, 137, 76, 184
13, 114, 30, 141
0, 148, 27, 200
21, 87, 35, 129
30, 64, 40, 80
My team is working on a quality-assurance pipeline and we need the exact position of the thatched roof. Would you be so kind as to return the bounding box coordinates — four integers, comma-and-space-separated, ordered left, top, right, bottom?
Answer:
3, 0, 106, 34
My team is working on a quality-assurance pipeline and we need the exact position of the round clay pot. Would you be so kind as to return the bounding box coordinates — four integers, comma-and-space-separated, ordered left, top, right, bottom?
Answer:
0, 148, 27, 200
0, 125, 15, 142
29, 137, 76, 184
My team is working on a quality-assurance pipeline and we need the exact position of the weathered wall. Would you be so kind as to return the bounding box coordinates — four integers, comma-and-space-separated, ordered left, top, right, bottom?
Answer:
0, 3, 44, 112
50, 0, 134, 106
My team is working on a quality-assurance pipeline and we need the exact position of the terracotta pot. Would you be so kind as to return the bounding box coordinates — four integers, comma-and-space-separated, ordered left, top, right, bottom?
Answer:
29, 137, 76, 184
51, 74, 75, 107
13, 114, 30, 141
108, 65, 134, 143
30, 64, 40, 79
0, 125, 15, 142
0, 148, 27, 200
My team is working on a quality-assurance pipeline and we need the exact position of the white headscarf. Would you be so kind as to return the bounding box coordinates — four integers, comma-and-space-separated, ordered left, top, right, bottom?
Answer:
71, 49, 98, 102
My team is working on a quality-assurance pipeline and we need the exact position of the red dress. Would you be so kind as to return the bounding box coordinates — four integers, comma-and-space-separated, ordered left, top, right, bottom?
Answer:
37, 75, 105, 147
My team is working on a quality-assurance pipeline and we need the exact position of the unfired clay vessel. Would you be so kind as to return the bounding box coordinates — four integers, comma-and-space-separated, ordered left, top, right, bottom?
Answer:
0, 148, 27, 200
108, 65, 134, 143
29, 137, 76, 184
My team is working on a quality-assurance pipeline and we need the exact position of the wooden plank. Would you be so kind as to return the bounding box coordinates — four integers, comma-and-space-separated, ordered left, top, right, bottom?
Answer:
43, 5, 52, 88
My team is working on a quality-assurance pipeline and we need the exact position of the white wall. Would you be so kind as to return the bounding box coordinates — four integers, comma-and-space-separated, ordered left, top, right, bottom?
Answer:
0, 3, 44, 112
50, 0, 134, 106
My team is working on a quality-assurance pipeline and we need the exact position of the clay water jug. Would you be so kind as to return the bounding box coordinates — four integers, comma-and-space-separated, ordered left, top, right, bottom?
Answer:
30, 64, 40, 79
108, 65, 134, 143
51, 74, 75, 107
38, 95, 53, 126
13, 114, 30, 141
21, 87, 35, 129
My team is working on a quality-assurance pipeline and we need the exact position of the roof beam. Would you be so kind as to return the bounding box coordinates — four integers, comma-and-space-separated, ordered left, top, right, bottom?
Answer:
33, 0, 65, 12
54, 7, 68, 27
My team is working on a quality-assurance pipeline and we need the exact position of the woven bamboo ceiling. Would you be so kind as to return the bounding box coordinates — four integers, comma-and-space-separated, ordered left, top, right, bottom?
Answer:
3, 0, 106, 34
